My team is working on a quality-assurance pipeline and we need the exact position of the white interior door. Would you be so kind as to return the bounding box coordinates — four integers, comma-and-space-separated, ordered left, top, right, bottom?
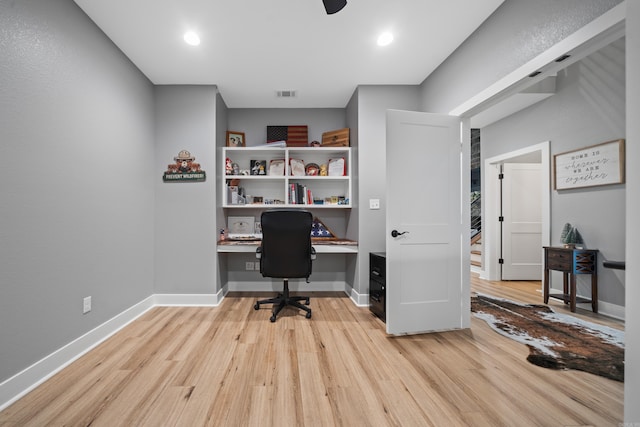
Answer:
386, 110, 465, 335
501, 163, 543, 280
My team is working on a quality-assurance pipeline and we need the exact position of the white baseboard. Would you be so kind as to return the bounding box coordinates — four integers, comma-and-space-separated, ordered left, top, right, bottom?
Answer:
548, 287, 625, 320
347, 285, 369, 307
227, 280, 346, 292
577, 299, 625, 321
153, 289, 226, 306
0, 296, 155, 411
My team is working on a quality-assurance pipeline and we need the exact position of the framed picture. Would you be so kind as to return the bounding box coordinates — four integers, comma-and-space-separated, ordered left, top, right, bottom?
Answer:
268, 159, 285, 176
250, 160, 266, 175
227, 216, 255, 235
328, 157, 346, 176
290, 158, 305, 176
553, 139, 625, 190
226, 131, 245, 147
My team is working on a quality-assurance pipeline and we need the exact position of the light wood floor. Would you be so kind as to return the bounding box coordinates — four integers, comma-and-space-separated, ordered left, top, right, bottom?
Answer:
0, 274, 624, 426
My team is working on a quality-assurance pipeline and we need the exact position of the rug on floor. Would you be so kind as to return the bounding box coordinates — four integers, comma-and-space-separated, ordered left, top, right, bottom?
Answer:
471, 293, 624, 382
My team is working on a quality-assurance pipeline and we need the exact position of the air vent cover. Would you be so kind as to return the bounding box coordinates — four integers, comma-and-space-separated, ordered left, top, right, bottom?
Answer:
276, 90, 297, 98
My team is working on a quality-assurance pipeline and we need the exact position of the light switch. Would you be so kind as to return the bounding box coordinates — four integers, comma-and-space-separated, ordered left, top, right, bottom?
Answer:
369, 199, 380, 210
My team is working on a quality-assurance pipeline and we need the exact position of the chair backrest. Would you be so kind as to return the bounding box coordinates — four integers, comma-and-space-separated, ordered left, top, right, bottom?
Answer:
260, 209, 313, 279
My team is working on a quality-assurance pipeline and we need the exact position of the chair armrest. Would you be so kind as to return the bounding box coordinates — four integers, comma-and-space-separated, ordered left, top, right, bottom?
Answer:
256, 247, 262, 259
311, 246, 316, 261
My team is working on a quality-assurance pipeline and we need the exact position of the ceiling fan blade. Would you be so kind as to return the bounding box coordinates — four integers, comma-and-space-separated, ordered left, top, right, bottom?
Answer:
323, 0, 347, 15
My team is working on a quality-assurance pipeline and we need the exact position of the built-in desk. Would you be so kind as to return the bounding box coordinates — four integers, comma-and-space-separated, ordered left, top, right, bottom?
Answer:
543, 246, 598, 313
217, 239, 358, 253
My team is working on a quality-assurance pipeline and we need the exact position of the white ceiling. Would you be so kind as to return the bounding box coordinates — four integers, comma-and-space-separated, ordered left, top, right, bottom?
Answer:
73, 0, 504, 108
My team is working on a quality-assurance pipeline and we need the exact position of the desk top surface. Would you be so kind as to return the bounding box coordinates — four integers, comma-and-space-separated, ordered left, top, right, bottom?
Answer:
217, 239, 358, 253
543, 246, 598, 253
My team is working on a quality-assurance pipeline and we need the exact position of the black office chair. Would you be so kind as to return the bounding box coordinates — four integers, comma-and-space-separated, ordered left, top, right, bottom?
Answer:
253, 209, 316, 322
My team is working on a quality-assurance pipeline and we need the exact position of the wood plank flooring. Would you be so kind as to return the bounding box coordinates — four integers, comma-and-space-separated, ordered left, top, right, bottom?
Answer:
0, 274, 624, 426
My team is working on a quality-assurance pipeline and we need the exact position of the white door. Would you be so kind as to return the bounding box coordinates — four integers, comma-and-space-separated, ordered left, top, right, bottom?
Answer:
386, 110, 465, 335
501, 163, 543, 280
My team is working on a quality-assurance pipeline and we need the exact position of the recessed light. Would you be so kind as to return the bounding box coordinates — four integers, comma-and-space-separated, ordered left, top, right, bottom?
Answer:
377, 32, 393, 47
184, 31, 201, 46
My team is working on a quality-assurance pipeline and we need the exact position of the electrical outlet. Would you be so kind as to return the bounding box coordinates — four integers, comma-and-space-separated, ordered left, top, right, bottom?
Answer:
245, 261, 254, 271
83, 296, 92, 314
255, 261, 261, 271
369, 198, 380, 210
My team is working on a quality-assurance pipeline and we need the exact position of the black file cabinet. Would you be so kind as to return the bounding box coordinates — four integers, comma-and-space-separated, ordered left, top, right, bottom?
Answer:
369, 252, 386, 322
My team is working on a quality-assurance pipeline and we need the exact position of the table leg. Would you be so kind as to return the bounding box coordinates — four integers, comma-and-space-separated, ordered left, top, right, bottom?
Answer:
592, 273, 598, 313
570, 274, 577, 312
543, 268, 550, 304
563, 273, 569, 305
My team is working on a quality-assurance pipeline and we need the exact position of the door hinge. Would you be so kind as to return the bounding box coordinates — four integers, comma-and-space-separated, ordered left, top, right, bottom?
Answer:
498, 258, 504, 264
498, 216, 504, 222
498, 173, 504, 180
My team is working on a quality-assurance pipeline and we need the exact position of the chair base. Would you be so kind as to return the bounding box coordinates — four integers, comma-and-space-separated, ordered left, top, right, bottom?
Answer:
254, 279, 311, 322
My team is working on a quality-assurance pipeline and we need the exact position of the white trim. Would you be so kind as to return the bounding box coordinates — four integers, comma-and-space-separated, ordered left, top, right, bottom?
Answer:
593, 300, 625, 321
347, 285, 369, 307
449, 2, 626, 118
0, 296, 155, 411
484, 142, 551, 282
545, 286, 626, 321
153, 290, 225, 306
227, 280, 347, 292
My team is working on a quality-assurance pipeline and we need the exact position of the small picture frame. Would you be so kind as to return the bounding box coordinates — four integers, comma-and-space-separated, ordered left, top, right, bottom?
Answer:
290, 158, 305, 176
226, 131, 246, 147
328, 157, 346, 176
268, 159, 285, 176
228, 216, 255, 235
250, 160, 267, 175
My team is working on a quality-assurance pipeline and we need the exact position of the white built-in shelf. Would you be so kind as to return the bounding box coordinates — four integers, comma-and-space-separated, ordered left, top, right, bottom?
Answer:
222, 146, 351, 209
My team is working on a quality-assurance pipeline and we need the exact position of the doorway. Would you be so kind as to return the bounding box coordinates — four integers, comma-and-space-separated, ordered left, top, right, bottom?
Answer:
482, 142, 551, 282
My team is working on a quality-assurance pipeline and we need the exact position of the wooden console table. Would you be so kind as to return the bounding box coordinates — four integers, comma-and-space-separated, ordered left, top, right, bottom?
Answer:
543, 246, 598, 313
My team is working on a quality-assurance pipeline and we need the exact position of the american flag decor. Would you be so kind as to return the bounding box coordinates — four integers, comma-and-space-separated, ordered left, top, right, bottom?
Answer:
311, 217, 336, 240
267, 125, 308, 147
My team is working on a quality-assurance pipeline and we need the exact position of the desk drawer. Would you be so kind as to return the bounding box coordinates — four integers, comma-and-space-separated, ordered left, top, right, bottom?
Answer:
546, 250, 572, 271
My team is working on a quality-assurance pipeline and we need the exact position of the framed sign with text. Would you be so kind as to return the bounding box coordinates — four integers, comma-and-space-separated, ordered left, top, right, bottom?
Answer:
553, 139, 625, 190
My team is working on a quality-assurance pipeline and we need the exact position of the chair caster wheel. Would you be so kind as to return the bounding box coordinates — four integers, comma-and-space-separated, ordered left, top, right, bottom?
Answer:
270, 315, 276, 322
306, 312, 312, 319
254, 303, 260, 310
305, 299, 310, 305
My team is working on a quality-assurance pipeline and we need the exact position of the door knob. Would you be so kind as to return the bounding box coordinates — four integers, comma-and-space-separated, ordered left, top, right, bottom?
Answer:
391, 230, 408, 237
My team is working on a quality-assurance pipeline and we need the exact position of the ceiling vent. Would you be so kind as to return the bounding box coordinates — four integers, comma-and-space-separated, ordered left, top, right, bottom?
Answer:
276, 90, 297, 98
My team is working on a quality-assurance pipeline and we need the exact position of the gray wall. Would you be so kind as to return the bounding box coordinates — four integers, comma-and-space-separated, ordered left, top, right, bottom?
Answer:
344, 88, 360, 291
482, 38, 626, 306
419, 0, 622, 114
215, 93, 230, 291
0, 0, 156, 382
227, 108, 346, 147
154, 86, 219, 295
625, 1, 640, 421
354, 86, 419, 296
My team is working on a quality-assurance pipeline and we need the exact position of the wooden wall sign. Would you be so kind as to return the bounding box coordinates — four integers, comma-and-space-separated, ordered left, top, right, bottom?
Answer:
553, 139, 625, 190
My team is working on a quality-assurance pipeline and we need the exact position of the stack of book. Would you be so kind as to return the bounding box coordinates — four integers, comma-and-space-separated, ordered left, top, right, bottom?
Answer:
289, 183, 313, 205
